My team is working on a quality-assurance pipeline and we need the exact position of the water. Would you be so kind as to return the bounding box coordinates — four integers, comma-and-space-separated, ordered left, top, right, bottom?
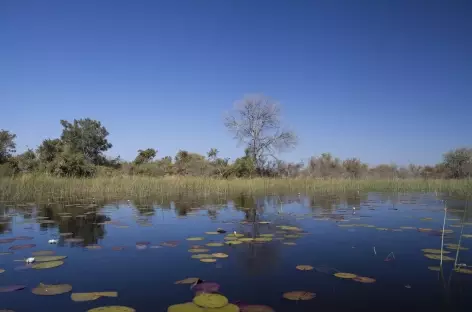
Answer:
1, 192, 472, 312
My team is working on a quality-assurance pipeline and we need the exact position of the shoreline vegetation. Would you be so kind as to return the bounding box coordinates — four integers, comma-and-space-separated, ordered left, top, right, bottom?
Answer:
1, 95, 471, 201
1, 176, 472, 202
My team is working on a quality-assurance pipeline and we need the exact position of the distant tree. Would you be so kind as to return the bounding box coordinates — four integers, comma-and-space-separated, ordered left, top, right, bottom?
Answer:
229, 148, 256, 178
14, 148, 39, 173
342, 158, 368, 179
224, 94, 297, 174
51, 145, 96, 177
60, 118, 112, 165
134, 148, 157, 165
207, 148, 219, 161
443, 148, 472, 178
37, 138, 63, 163
306, 153, 344, 178
0, 130, 16, 164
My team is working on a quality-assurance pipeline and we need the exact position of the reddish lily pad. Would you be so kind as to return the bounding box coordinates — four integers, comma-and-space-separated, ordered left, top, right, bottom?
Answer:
0, 285, 26, 293
192, 282, 220, 293
9, 244, 36, 250
0, 239, 15, 244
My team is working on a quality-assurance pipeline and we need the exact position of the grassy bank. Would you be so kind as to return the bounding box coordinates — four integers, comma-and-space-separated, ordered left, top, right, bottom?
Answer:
1, 175, 472, 202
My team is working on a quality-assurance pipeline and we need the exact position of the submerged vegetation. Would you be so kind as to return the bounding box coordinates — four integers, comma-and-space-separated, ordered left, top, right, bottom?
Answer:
1, 95, 471, 199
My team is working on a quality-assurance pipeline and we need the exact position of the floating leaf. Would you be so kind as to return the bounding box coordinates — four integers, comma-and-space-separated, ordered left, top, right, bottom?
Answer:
175, 278, 200, 284
428, 266, 441, 271
187, 237, 204, 241
226, 233, 244, 238
421, 249, 450, 254
64, 238, 84, 243
212, 253, 228, 258
87, 306, 135, 312
224, 237, 238, 241
420, 218, 433, 221
445, 244, 469, 250
258, 221, 271, 224
254, 237, 272, 242
0, 285, 26, 292
200, 258, 217, 263
376, 228, 388, 231
32, 250, 55, 256
188, 248, 210, 253
296, 265, 313, 271
284, 234, 301, 239
259, 234, 274, 237
225, 241, 242, 245
418, 228, 432, 232
463, 234, 472, 238
193, 293, 228, 308
282, 291, 316, 301
168, 302, 238, 312
0, 252, 13, 255
456, 268, 472, 274
334, 272, 357, 279
206, 243, 224, 247
441, 229, 454, 234
450, 225, 461, 228
9, 244, 35, 250
205, 232, 220, 235
192, 282, 220, 293
14, 236, 33, 240
283, 242, 296, 246
424, 254, 454, 261
353, 276, 376, 283
59, 232, 73, 237
86, 245, 103, 250
277, 226, 302, 231
190, 245, 205, 249
400, 226, 416, 230
34, 256, 67, 262
161, 241, 179, 247
239, 305, 275, 312
71, 291, 118, 302
238, 238, 254, 242
32, 283, 72, 295
191, 254, 213, 259
32, 260, 64, 269
112, 246, 125, 251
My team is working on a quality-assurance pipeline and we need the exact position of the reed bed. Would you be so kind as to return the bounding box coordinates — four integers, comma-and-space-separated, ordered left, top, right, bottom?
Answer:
1, 175, 471, 202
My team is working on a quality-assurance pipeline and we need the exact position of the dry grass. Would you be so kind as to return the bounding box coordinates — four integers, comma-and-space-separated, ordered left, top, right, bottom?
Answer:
0, 175, 471, 202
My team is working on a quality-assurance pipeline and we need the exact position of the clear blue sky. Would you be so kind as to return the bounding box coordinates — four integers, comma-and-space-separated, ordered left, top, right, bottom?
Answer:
1, 0, 471, 166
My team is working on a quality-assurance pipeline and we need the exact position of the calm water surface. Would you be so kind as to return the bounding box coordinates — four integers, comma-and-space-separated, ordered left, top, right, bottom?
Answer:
1, 193, 472, 312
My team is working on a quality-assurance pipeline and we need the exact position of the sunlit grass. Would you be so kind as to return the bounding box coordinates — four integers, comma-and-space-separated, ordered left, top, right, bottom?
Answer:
0, 175, 471, 202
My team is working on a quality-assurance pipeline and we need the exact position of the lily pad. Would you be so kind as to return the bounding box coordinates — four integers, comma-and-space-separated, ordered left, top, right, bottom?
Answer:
238, 238, 254, 242
0, 252, 13, 255
225, 241, 242, 245
191, 254, 213, 259
224, 237, 238, 241
9, 244, 36, 250
428, 266, 441, 271
334, 272, 357, 279
277, 226, 302, 231
282, 291, 316, 301
205, 232, 220, 235
112, 246, 125, 251
296, 265, 313, 271
64, 238, 84, 243
34, 256, 67, 262
193, 293, 228, 308
424, 254, 454, 261
32, 260, 64, 269
162, 241, 179, 247
71, 291, 118, 302
353, 276, 376, 283
376, 228, 389, 231
212, 253, 228, 258
456, 268, 472, 274
239, 305, 275, 312
59, 232, 74, 237
284, 234, 301, 239
418, 228, 432, 232
192, 282, 220, 293
400, 226, 416, 230
168, 302, 239, 312
87, 306, 135, 312
445, 244, 469, 250
0, 285, 26, 293
188, 249, 210, 253
463, 234, 472, 238
14, 236, 33, 240
32, 283, 72, 295
32, 251, 55, 256
421, 249, 451, 254
200, 258, 217, 263
175, 278, 200, 284
206, 243, 224, 247
226, 233, 244, 238
187, 237, 204, 241
441, 229, 454, 234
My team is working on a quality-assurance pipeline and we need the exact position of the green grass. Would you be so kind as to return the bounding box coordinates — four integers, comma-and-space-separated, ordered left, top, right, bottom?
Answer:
1, 175, 471, 202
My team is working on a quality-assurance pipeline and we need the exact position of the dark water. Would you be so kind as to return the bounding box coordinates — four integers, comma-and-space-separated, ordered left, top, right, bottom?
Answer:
1, 192, 472, 312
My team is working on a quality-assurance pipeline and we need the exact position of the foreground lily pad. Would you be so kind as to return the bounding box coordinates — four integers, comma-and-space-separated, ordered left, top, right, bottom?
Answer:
334, 272, 357, 279
32, 260, 64, 269
188, 249, 210, 253
445, 244, 469, 251
282, 291, 316, 301
296, 265, 313, 271
224, 237, 238, 241
87, 306, 135, 312
193, 293, 228, 308
424, 254, 454, 261
206, 243, 224, 247
32, 283, 72, 295
32, 251, 55, 256
205, 232, 220, 235
168, 302, 239, 312
191, 254, 213, 259
226, 233, 244, 238
71, 291, 118, 302
34, 256, 67, 262
225, 241, 242, 245
0, 285, 26, 293
212, 253, 228, 258
463, 234, 472, 238
455, 268, 472, 274
353, 276, 376, 283
421, 249, 451, 254
174, 278, 200, 284
239, 305, 275, 312
64, 238, 84, 243
238, 238, 254, 242
200, 258, 217, 263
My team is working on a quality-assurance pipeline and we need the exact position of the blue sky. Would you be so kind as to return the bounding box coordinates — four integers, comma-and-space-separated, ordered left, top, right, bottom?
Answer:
1, 0, 471, 166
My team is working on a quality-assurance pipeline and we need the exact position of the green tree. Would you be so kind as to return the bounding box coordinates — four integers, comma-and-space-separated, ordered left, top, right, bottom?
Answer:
443, 148, 472, 178
0, 130, 16, 164
14, 148, 39, 173
224, 94, 297, 173
60, 118, 112, 165
134, 148, 157, 165
343, 158, 368, 179
37, 138, 63, 163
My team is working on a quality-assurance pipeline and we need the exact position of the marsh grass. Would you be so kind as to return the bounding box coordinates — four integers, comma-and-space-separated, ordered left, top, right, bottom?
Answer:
1, 175, 471, 202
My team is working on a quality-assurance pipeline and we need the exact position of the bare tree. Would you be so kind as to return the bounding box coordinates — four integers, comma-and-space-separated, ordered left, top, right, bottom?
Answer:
225, 94, 297, 172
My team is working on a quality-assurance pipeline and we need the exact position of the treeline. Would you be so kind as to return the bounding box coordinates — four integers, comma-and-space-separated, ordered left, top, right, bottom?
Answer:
0, 118, 471, 180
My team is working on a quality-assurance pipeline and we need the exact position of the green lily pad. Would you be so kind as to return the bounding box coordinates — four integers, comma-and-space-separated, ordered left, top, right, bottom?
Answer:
32, 260, 64, 269
200, 258, 217, 263
193, 293, 228, 308
428, 266, 441, 271
224, 237, 238, 241
212, 253, 228, 258
424, 254, 454, 261
225, 240, 242, 245
283, 242, 296, 246
282, 291, 316, 300
188, 249, 209, 253
259, 234, 274, 237
191, 254, 213, 259
174, 278, 200, 284
206, 243, 224, 247
421, 249, 450, 254
32, 283, 72, 295
34, 256, 67, 262
71, 291, 117, 302
254, 237, 272, 242
187, 237, 204, 241
32, 250, 55, 256
167, 302, 239, 312
226, 233, 244, 238
205, 232, 220, 235
238, 238, 254, 242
